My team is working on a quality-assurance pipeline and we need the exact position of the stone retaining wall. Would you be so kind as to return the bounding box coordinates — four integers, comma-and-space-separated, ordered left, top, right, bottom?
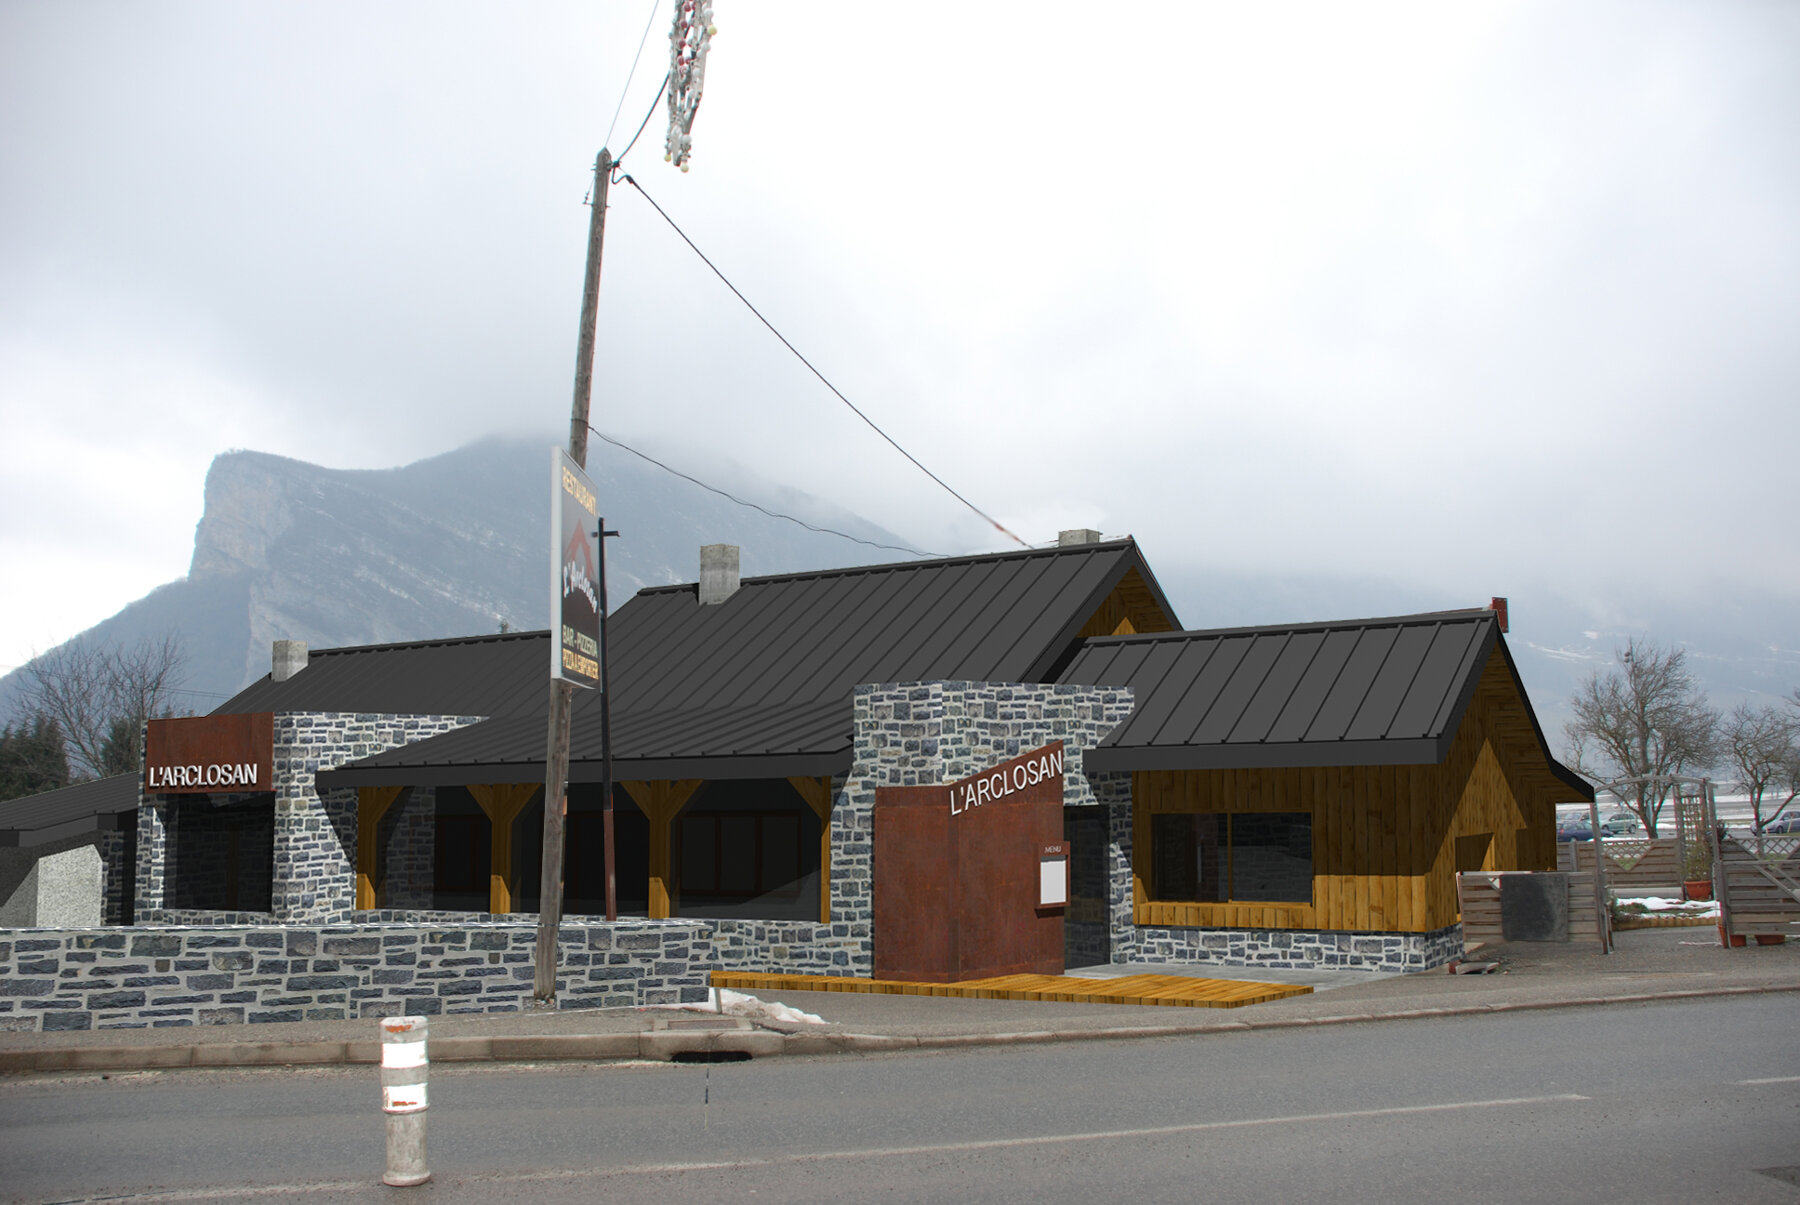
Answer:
0, 920, 711, 1032
1131, 922, 1466, 973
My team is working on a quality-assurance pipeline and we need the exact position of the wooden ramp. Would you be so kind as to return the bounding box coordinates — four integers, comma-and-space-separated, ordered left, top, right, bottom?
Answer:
711, 970, 1312, 1009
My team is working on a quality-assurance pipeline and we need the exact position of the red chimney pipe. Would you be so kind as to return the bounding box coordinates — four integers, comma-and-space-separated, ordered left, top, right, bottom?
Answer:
1489, 597, 1509, 633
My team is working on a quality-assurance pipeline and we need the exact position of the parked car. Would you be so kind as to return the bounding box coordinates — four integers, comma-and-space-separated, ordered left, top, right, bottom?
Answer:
1599, 812, 1641, 836
1556, 817, 1593, 842
1764, 813, 1800, 834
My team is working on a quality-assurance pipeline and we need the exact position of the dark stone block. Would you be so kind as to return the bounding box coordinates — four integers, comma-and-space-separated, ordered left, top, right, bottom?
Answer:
188, 936, 244, 949
172, 959, 208, 971
0, 979, 55, 997
187, 974, 235, 990
305, 1007, 346, 1020
286, 932, 318, 956
322, 937, 381, 956
211, 952, 254, 971
220, 990, 256, 1003
373, 968, 413, 985
87, 990, 147, 1009
383, 951, 417, 966
310, 959, 341, 973
245, 932, 284, 948
42, 1011, 92, 1031
617, 933, 660, 951
16, 939, 61, 952
76, 934, 126, 950
249, 1009, 304, 1023
17, 960, 58, 975
130, 935, 181, 957
198, 1008, 245, 1025
436, 981, 482, 996
287, 975, 359, 991
152, 1018, 195, 1028
121, 976, 180, 988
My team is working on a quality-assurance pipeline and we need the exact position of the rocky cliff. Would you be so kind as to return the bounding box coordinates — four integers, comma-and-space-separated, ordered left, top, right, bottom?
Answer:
2, 437, 922, 707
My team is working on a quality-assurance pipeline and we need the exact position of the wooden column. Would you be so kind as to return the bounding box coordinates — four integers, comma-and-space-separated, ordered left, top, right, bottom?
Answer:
621, 780, 702, 919
356, 786, 408, 911
468, 784, 539, 915
788, 776, 835, 923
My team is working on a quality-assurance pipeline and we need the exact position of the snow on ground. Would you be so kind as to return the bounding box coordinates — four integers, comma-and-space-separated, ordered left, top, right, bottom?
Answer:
652, 988, 827, 1026
1614, 895, 1720, 917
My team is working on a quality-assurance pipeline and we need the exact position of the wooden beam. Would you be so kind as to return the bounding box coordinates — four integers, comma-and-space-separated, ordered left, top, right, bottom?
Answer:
355, 786, 407, 911
788, 776, 835, 923
621, 779, 703, 919
468, 783, 539, 915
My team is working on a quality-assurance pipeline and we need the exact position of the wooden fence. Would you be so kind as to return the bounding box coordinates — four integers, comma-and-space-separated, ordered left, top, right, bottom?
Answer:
1457, 871, 1608, 950
1557, 838, 1686, 895
1719, 836, 1800, 941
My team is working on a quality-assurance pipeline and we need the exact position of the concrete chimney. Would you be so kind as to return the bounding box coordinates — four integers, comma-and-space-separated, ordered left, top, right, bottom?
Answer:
1058, 528, 1103, 546
700, 544, 741, 606
272, 640, 309, 681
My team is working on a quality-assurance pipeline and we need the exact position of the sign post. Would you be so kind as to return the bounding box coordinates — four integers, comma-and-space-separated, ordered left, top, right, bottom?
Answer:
536, 449, 601, 1002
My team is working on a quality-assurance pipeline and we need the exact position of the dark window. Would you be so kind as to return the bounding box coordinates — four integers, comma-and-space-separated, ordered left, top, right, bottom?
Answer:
682, 811, 805, 898
1151, 811, 1311, 904
434, 814, 489, 894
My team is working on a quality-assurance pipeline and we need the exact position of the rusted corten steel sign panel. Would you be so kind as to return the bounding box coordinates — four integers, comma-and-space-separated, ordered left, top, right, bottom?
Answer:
144, 713, 274, 794
874, 742, 1068, 982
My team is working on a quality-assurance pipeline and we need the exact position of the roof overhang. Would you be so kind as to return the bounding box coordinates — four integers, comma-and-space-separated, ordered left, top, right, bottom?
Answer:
316, 748, 853, 790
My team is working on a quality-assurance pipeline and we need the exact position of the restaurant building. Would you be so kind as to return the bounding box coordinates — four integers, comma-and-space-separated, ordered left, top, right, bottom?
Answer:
0, 535, 1593, 1028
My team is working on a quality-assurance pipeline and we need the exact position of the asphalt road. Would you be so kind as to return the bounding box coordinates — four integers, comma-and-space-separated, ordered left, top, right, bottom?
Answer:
3, 994, 1797, 1204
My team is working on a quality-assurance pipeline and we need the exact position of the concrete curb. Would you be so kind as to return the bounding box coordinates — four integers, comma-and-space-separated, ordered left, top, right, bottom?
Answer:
3, 981, 1795, 1074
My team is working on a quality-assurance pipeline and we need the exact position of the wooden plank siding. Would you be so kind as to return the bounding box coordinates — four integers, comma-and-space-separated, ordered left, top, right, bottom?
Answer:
1131, 648, 1568, 934
1077, 567, 1178, 639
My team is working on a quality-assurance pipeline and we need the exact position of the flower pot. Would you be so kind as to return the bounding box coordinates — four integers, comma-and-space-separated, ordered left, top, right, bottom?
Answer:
1754, 934, 1786, 946
1683, 879, 1713, 902
1718, 922, 1745, 948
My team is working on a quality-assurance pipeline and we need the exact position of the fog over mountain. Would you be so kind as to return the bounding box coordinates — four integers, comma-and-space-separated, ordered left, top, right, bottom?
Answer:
0, 436, 921, 712
3, 436, 1793, 761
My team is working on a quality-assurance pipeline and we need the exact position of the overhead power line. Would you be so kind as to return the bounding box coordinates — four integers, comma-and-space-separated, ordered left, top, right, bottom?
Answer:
589, 425, 940, 558
613, 171, 1030, 549
602, 0, 665, 151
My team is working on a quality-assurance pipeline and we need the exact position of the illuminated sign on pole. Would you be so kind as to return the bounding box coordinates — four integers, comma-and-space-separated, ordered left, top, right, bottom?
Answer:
550, 447, 601, 689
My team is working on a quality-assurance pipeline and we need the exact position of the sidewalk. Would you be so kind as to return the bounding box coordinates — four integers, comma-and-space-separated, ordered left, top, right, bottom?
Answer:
3, 927, 1793, 1074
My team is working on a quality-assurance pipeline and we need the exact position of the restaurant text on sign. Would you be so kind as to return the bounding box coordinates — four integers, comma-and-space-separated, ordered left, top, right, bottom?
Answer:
948, 745, 1064, 816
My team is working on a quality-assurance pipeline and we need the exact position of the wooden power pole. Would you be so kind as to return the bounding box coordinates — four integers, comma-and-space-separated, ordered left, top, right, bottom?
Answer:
535, 148, 613, 1004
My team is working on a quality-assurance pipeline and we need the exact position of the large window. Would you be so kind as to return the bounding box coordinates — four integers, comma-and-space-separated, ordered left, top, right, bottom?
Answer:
674, 779, 819, 921
1151, 812, 1312, 903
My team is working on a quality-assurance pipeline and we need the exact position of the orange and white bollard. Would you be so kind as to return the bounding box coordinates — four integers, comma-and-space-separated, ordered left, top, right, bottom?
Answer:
379, 1016, 430, 1187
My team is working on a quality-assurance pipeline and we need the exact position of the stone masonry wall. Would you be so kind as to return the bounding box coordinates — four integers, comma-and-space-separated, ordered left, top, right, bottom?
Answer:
1131, 921, 1466, 973
0, 919, 712, 1031
805, 681, 1136, 978
135, 713, 481, 925
379, 786, 436, 910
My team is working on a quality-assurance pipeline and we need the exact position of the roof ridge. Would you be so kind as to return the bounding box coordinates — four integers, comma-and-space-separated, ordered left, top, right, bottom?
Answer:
302, 629, 551, 659
1080, 608, 1496, 645
632, 539, 1138, 595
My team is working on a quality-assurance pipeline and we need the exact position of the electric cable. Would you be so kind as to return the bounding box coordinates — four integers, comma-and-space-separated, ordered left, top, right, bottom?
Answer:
588, 424, 940, 558
615, 73, 669, 169
614, 172, 1031, 549
602, 0, 665, 151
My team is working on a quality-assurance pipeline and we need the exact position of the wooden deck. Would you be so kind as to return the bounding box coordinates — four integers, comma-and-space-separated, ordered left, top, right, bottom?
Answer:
710, 970, 1313, 1009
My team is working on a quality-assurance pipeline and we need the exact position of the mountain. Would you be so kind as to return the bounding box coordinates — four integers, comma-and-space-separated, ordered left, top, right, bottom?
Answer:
5, 435, 1793, 765
0, 436, 924, 711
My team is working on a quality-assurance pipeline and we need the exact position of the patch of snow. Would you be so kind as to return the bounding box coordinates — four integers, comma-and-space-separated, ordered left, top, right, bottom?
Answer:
1616, 895, 1720, 917
651, 988, 827, 1026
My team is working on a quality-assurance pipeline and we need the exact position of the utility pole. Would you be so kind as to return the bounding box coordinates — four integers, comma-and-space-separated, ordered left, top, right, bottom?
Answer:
535, 149, 613, 1004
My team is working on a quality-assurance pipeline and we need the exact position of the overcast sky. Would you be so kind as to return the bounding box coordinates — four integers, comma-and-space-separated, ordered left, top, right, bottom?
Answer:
3, 1, 1797, 676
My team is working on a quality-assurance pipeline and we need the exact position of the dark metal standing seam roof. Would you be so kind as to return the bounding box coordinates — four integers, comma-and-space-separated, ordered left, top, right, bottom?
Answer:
216, 629, 552, 718
303, 540, 1177, 787
1064, 610, 1567, 776
0, 774, 140, 846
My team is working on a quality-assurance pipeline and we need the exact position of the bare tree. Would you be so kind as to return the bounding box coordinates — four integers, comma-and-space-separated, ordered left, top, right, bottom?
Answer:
12, 632, 189, 781
1563, 638, 1719, 836
1723, 702, 1800, 834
